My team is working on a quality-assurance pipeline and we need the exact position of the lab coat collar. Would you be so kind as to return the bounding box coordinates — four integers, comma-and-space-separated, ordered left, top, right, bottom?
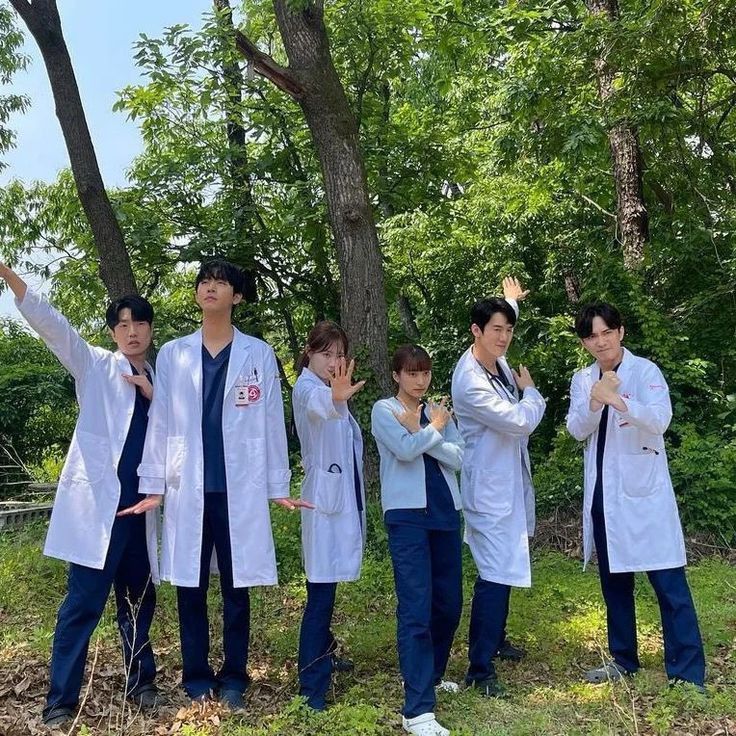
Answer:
113, 350, 154, 377
301, 365, 330, 388
180, 327, 254, 397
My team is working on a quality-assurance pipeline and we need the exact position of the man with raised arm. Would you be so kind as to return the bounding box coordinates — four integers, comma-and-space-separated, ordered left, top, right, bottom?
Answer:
0, 263, 161, 728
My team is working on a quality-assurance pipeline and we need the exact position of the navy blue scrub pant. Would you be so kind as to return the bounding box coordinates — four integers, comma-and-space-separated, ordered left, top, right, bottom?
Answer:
592, 479, 705, 685
176, 493, 251, 698
298, 581, 338, 710
387, 524, 463, 719
466, 577, 511, 684
44, 514, 156, 719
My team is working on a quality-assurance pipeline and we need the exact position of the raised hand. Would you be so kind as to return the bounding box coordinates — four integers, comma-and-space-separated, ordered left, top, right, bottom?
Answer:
512, 364, 535, 391
502, 276, 530, 302
600, 370, 621, 391
330, 357, 366, 403
428, 397, 452, 431
272, 497, 316, 511
393, 403, 423, 434
0, 262, 28, 300
590, 378, 618, 406
122, 372, 153, 400
117, 494, 162, 516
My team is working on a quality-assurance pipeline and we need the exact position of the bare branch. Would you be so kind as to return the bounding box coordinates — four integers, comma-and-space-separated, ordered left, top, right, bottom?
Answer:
234, 30, 303, 100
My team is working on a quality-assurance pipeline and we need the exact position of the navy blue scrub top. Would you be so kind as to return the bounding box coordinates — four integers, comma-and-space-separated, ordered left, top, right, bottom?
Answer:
117, 365, 151, 509
202, 343, 232, 494
384, 407, 460, 530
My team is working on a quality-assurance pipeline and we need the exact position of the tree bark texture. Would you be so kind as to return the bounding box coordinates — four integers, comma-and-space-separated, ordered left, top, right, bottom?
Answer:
235, 0, 391, 395
586, 0, 649, 270
9, 0, 138, 298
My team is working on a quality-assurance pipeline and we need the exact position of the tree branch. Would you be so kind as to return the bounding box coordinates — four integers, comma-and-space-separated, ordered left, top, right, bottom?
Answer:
234, 29, 303, 100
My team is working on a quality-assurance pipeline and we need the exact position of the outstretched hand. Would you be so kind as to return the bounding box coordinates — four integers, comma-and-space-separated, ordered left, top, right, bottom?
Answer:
117, 494, 162, 517
272, 497, 316, 511
502, 276, 530, 302
330, 357, 366, 402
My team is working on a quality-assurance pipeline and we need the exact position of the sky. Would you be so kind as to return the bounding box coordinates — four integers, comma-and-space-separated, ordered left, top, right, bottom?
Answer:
0, 0, 208, 318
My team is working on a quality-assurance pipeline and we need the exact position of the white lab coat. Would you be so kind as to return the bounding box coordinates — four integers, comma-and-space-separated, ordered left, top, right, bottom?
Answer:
451, 348, 546, 587
15, 289, 159, 580
138, 328, 291, 588
566, 348, 686, 573
292, 367, 365, 583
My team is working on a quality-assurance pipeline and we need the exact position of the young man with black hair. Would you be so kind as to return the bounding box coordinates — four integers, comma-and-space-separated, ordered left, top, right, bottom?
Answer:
138, 259, 304, 709
451, 280, 546, 697
567, 302, 705, 690
0, 263, 161, 728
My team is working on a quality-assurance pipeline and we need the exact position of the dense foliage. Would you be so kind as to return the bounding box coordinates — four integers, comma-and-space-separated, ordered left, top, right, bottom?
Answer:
0, 0, 734, 535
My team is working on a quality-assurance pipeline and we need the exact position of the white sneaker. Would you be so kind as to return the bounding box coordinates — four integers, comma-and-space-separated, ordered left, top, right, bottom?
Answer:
435, 680, 460, 693
402, 712, 450, 736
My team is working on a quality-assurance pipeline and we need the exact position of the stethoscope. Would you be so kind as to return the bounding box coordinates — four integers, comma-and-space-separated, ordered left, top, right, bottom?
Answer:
477, 361, 518, 403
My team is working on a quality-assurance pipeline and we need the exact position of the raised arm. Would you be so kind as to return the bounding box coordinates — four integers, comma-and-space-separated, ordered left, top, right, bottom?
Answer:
1, 262, 97, 382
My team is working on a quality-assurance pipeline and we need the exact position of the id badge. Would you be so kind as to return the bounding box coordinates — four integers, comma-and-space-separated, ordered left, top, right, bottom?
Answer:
235, 380, 261, 407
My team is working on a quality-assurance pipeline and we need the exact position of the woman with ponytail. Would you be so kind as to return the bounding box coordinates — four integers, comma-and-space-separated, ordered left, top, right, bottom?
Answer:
292, 321, 366, 710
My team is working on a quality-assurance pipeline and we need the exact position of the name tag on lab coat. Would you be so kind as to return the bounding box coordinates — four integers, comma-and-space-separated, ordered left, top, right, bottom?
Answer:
235, 380, 262, 407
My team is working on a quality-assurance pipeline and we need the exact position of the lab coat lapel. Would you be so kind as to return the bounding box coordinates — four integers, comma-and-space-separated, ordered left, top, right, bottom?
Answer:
182, 331, 203, 397
224, 328, 252, 398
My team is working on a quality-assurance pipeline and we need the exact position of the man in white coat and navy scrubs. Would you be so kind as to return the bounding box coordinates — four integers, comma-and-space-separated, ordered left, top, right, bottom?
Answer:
451, 289, 546, 697
138, 259, 304, 709
566, 302, 705, 690
0, 262, 162, 728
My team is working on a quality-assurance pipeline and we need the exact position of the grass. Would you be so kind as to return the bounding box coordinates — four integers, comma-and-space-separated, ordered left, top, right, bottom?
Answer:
0, 511, 735, 735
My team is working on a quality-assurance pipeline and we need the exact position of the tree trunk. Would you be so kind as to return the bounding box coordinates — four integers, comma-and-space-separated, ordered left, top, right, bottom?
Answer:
586, 0, 649, 270
9, 0, 137, 298
234, 1, 391, 396
213, 0, 263, 334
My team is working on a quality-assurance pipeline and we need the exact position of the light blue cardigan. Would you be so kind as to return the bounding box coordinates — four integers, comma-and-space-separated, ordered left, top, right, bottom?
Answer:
370, 397, 464, 512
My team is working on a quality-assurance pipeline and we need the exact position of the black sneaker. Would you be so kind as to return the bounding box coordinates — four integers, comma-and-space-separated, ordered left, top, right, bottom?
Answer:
469, 677, 506, 698
43, 707, 74, 728
331, 653, 354, 673
494, 639, 526, 662
219, 688, 245, 711
129, 683, 162, 709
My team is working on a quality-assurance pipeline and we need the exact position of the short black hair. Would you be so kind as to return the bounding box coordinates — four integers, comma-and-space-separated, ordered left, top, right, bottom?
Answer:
106, 295, 154, 330
195, 259, 245, 296
470, 298, 517, 331
574, 302, 623, 339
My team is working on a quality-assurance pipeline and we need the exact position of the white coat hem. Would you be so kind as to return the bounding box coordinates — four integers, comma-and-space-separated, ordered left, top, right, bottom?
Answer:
476, 571, 532, 589
43, 546, 104, 570
306, 573, 361, 584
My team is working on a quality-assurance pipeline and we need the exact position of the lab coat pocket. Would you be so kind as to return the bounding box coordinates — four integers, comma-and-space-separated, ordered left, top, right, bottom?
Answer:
620, 451, 662, 498
468, 469, 513, 516
60, 430, 109, 484
313, 468, 345, 515
166, 436, 186, 490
